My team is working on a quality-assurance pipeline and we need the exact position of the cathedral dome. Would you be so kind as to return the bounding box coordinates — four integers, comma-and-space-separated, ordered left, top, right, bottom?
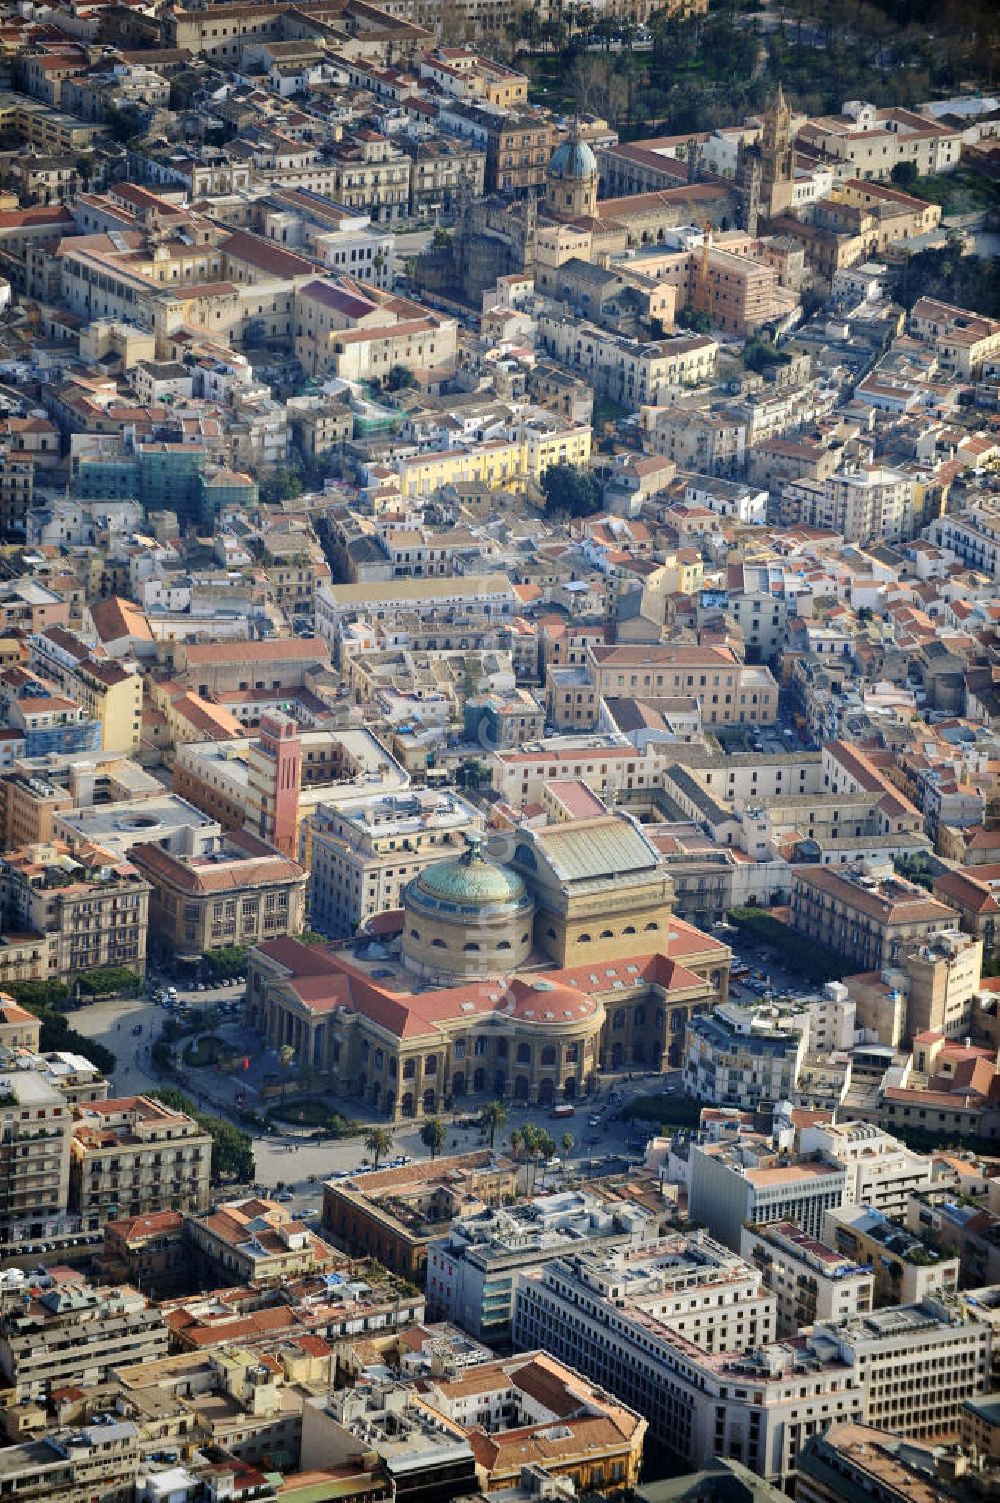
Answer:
402, 836, 536, 981
548, 136, 597, 182
409, 840, 529, 916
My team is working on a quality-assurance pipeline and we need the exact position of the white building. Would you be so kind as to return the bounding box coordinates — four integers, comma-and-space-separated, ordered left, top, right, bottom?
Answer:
684, 1003, 808, 1110
426, 1190, 656, 1342
308, 789, 482, 939
800, 1121, 934, 1219
688, 1139, 847, 1250
514, 1247, 989, 1485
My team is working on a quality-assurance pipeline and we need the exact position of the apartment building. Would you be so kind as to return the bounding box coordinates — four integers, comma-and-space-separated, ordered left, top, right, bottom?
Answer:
414, 1351, 647, 1495
69, 1095, 212, 1227
685, 1004, 806, 1109
426, 1191, 656, 1342
799, 102, 961, 181
394, 415, 592, 499
129, 827, 307, 964
323, 1153, 520, 1279
909, 297, 1000, 378
799, 1121, 933, 1219
587, 644, 779, 727
294, 279, 458, 382
789, 864, 958, 972
0, 1277, 168, 1400
0, 839, 150, 983
900, 928, 984, 1038
186, 1196, 338, 1286
740, 1220, 874, 1337
29, 627, 143, 754
308, 789, 480, 939
538, 314, 717, 405
823, 1205, 960, 1307
0, 1067, 72, 1246
0, 1421, 140, 1503
824, 467, 916, 547
688, 1139, 847, 1250
317, 573, 517, 657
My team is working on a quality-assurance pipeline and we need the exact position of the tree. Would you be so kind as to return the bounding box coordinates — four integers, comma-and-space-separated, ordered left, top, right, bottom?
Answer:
480, 1099, 508, 1147
420, 1117, 447, 1159
259, 467, 303, 505
7, 980, 70, 1010
520, 1124, 556, 1190
385, 363, 416, 392
203, 945, 248, 980
364, 1126, 394, 1171
509, 1128, 524, 1158
77, 966, 141, 996
150, 1087, 254, 1181
540, 462, 602, 519
677, 305, 713, 333
561, 1132, 574, 1156
298, 929, 328, 946
891, 160, 918, 188
279, 1044, 296, 1069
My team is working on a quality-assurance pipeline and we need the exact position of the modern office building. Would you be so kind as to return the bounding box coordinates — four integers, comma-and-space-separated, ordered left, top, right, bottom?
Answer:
688, 1139, 847, 1250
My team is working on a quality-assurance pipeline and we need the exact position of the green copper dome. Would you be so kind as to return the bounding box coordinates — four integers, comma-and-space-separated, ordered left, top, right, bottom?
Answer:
408, 836, 530, 914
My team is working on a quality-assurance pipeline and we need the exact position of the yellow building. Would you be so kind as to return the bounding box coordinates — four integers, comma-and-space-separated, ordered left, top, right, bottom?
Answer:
29, 627, 143, 754
70, 1095, 212, 1226
396, 420, 592, 499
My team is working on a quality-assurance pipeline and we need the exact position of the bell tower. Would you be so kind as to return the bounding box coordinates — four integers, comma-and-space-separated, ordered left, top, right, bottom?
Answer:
759, 82, 795, 220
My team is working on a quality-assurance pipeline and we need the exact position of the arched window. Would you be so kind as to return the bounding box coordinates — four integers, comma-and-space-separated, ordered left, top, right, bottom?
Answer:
425, 1054, 438, 1076
541, 1044, 556, 1067
409, 928, 419, 939
516, 1042, 531, 1065
403, 1059, 416, 1079
463, 942, 480, 952
623, 925, 636, 935
546, 927, 557, 940
565, 1042, 578, 1063
431, 938, 447, 948
497, 940, 511, 950
644, 921, 659, 932
613, 1008, 625, 1028
579, 932, 592, 943
600, 929, 613, 939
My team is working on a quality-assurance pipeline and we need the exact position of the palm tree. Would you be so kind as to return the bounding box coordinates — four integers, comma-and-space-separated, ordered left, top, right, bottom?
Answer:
510, 1128, 524, 1159
364, 1126, 393, 1172
420, 1117, 447, 1160
561, 1132, 574, 1156
522, 1124, 549, 1191
480, 1099, 508, 1148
